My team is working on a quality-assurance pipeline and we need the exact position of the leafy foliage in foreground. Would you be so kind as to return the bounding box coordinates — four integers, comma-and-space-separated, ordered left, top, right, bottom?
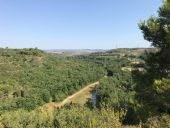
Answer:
0, 105, 123, 128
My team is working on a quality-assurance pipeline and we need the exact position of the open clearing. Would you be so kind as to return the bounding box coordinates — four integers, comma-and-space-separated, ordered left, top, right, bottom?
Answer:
43, 81, 99, 112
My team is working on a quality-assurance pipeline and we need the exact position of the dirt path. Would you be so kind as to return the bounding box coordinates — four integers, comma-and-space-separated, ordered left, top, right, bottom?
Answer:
43, 81, 99, 112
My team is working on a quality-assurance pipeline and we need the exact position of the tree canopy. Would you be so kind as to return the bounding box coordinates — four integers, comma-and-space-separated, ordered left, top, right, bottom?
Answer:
139, 0, 170, 78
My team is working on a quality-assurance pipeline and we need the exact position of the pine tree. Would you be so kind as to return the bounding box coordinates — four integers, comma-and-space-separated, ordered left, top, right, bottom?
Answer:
139, 0, 170, 79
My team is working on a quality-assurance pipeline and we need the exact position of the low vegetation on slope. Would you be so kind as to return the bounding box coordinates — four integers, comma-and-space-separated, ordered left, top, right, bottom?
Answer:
0, 105, 123, 128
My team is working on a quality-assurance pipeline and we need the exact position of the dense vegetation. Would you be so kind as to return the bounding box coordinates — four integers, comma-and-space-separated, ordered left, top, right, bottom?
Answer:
0, 48, 105, 113
0, 47, 137, 128
0, 47, 168, 127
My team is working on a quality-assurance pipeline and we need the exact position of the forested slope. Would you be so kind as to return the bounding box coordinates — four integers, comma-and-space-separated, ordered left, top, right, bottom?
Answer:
0, 48, 105, 113
0, 45, 169, 128
0, 48, 135, 128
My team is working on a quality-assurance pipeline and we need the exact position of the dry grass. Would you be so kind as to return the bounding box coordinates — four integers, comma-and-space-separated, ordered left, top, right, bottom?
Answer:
43, 81, 99, 112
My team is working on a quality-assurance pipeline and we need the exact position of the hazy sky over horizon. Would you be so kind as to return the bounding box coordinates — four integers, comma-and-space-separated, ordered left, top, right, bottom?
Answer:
0, 0, 162, 49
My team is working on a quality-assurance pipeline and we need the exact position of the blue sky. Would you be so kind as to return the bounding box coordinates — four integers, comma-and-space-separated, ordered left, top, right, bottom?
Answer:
0, 0, 162, 49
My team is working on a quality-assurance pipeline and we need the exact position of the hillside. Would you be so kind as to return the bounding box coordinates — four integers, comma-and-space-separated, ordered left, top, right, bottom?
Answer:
0, 48, 169, 128
0, 48, 105, 113
0, 48, 139, 128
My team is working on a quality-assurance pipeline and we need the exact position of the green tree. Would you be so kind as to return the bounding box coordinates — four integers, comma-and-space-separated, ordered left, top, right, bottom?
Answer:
139, 0, 170, 79
135, 0, 170, 122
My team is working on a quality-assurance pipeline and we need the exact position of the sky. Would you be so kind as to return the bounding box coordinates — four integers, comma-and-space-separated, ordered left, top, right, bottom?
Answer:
0, 0, 162, 49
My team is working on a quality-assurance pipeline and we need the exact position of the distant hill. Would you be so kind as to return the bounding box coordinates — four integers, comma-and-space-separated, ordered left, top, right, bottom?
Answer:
108, 48, 155, 56
45, 48, 156, 56
45, 49, 108, 56
90, 48, 156, 57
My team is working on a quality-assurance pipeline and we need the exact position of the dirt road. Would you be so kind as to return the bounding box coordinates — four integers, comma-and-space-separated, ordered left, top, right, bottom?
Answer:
44, 81, 99, 111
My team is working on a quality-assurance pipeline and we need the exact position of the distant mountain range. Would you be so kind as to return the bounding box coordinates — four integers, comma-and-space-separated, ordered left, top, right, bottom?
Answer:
44, 48, 154, 56
44, 49, 108, 55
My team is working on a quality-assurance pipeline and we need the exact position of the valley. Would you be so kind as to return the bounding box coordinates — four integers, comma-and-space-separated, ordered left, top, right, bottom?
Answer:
0, 47, 169, 128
